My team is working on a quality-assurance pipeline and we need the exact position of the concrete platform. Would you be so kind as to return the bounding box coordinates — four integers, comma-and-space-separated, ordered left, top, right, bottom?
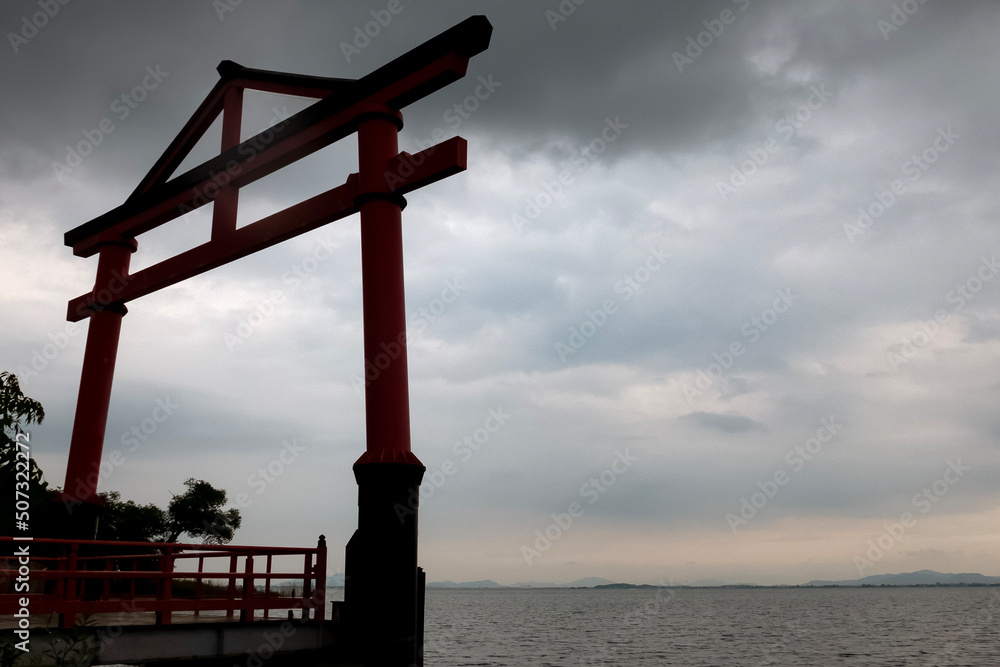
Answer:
8, 617, 345, 666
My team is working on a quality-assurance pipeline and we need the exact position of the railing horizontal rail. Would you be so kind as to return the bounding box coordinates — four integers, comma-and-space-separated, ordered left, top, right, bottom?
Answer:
0, 535, 327, 628
1, 570, 316, 581
1, 536, 321, 553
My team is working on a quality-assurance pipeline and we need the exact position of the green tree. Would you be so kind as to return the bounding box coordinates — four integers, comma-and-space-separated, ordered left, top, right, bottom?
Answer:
164, 478, 241, 544
0, 370, 45, 476
97, 491, 169, 542
1, 371, 241, 544
0, 371, 55, 536
98, 480, 241, 544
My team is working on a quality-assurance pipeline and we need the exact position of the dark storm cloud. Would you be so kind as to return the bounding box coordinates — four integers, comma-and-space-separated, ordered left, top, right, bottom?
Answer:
4, 1, 1000, 584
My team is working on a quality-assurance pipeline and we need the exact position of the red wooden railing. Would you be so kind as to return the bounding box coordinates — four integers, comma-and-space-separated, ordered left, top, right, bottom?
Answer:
0, 535, 326, 628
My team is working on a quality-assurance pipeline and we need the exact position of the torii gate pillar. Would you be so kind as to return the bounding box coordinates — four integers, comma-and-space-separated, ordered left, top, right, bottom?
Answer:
60, 239, 136, 535
345, 108, 425, 664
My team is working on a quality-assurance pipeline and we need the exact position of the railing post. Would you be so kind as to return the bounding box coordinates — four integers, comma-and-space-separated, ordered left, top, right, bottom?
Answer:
226, 554, 238, 619
240, 550, 255, 623
195, 555, 205, 618
53, 559, 65, 601
60, 542, 78, 629
264, 554, 273, 621
157, 545, 175, 625
102, 553, 112, 601
316, 534, 327, 622
302, 551, 312, 621
129, 555, 137, 599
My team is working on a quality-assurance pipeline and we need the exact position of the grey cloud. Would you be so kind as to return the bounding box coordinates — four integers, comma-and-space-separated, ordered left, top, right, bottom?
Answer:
679, 411, 767, 434
4, 0, 1000, 585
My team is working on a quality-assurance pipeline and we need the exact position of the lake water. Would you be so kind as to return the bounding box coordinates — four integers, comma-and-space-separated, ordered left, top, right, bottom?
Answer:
418, 587, 1000, 666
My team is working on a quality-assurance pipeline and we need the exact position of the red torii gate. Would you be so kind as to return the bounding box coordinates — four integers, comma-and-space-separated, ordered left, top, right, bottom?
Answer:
59, 16, 492, 665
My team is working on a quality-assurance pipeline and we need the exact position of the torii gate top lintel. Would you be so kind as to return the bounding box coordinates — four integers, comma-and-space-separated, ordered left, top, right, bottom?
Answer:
60, 15, 492, 506
62, 14, 491, 316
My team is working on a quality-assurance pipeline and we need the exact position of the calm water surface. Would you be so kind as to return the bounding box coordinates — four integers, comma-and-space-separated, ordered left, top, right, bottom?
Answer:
420, 587, 1000, 666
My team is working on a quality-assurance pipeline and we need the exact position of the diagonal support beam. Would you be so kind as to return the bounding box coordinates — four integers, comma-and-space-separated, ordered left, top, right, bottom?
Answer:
129, 62, 354, 201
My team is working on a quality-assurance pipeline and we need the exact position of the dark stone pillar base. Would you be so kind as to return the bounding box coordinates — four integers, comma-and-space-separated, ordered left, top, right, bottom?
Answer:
344, 462, 425, 666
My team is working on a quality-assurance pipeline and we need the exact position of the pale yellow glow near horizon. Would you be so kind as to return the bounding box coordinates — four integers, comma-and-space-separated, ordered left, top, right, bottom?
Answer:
423, 505, 1000, 585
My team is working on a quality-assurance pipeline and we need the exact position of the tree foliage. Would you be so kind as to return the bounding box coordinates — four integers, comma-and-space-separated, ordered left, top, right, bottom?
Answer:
164, 478, 242, 544
0, 371, 55, 536
97, 491, 169, 542
1, 370, 241, 544
96, 479, 242, 544
0, 370, 45, 482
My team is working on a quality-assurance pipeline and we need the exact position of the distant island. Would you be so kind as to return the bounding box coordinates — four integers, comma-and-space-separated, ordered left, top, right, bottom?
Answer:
426, 579, 504, 589
327, 570, 1000, 590
802, 570, 1000, 587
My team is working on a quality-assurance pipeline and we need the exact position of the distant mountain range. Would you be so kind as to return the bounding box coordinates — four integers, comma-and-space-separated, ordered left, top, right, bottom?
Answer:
327, 575, 618, 589
324, 570, 1000, 589
510, 577, 618, 588
427, 579, 504, 588
803, 570, 1000, 586
428, 577, 618, 589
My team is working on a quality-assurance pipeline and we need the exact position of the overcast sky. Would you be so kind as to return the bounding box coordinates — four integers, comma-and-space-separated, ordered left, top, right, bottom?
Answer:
2, 1, 999, 586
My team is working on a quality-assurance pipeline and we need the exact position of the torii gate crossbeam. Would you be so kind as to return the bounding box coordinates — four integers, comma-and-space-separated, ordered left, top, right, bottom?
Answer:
58, 16, 493, 666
